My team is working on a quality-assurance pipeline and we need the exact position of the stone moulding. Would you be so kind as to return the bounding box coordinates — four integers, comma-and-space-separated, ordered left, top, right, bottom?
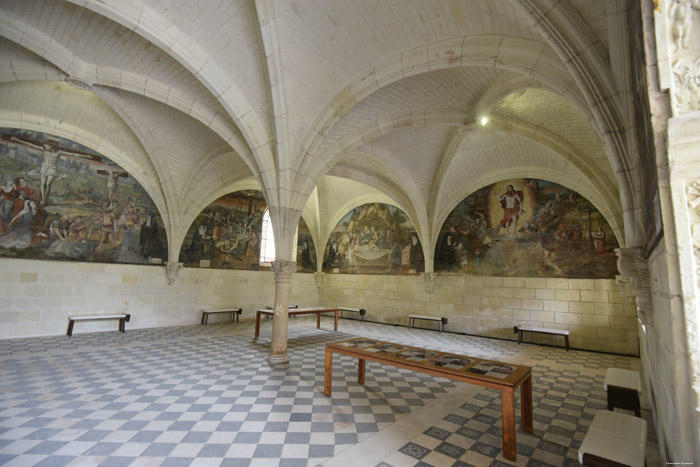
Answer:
686, 180, 700, 287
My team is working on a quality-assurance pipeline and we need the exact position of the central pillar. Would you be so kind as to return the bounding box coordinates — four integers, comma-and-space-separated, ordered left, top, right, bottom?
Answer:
268, 259, 296, 365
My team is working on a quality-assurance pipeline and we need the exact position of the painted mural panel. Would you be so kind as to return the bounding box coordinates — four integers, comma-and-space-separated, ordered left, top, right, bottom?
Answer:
296, 217, 317, 273
0, 129, 166, 264
322, 203, 423, 274
435, 179, 619, 278
179, 190, 266, 269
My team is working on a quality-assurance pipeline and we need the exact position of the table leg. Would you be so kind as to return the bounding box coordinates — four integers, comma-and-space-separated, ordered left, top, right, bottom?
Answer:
501, 387, 517, 461
255, 311, 261, 338
334, 309, 339, 331
324, 347, 333, 396
358, 358, 365, 384
317, 312, 321, 329
521, 373, 533, 433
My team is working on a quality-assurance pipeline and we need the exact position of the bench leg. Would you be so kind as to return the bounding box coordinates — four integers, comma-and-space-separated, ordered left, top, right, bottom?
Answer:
119, 318, 125, 333
518, 330, 523, 345
564, 334, 569, 351
67, 320, 75, 337
202, 313, 209, 325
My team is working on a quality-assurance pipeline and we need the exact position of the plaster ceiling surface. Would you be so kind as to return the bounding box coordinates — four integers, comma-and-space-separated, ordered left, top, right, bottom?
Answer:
0, 0, 636, 252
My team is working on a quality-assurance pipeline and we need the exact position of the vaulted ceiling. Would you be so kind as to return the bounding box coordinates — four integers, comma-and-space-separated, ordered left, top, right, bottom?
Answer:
0, 0, 640, 261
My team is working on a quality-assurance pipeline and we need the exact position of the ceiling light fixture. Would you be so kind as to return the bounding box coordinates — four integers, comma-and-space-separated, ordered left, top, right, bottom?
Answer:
480, 116, 489, 126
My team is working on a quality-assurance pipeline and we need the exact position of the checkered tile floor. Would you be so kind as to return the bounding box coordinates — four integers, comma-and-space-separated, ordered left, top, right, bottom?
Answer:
0, 316, 659, 466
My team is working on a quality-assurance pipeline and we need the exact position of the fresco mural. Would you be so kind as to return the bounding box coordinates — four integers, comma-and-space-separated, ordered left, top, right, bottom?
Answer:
296, 217, 317, 273
435, 178, 619, 278
0, 129, 166, 264
322, 203, 423, 274
179, 190, 266, 269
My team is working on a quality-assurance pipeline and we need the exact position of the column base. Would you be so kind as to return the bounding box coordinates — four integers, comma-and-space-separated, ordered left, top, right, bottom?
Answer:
268, 353, 289, 365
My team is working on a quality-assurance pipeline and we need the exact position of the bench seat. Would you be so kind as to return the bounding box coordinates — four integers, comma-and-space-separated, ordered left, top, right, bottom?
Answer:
514, 325, 570, 350
201, 308, 242, 325
67, 314, 131, 336
408, 314, 447, 332
605, 368, 642, 417
579, 410, 646, 467
338, 307, 366, 321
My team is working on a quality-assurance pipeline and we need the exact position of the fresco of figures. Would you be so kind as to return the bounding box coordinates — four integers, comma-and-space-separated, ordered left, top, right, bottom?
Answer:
322, 203, 423, 274
296, 217, 317, 273
179, 190, 266, 269
0, 129, 166, 264
435, 178, 619, 278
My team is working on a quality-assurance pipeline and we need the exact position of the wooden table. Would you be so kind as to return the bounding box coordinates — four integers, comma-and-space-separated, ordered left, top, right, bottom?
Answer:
255, 307, 339, 337
324, 337, 533, 461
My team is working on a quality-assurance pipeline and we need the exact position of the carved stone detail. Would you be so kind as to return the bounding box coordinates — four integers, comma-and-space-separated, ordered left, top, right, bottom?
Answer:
615, 247, 652, 324
271, 260, 296, 284
668, 0, 700, 51
165, 261, 183, 285
314, 272, 325, 289
686, 180, 700, 286
423, 272, 436, 294
671, 57, 700, 113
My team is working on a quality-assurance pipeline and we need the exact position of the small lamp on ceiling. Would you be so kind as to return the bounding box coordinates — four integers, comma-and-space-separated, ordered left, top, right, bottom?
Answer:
479, 115, 489, 126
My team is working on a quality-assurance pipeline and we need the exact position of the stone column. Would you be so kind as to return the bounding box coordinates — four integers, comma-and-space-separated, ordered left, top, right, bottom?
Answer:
268, 259, 296, 365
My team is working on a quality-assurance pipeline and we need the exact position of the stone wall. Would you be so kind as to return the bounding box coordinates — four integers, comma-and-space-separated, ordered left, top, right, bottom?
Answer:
319, 272, 639, 355
0, 258, 318, 338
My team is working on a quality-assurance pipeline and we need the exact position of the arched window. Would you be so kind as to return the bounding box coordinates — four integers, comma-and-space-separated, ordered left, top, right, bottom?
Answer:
260, 209, 275, 263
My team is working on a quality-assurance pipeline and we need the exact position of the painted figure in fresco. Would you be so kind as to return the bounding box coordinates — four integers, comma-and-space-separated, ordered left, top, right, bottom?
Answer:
592, 226, 613, 254
301, 240, 313, 270
0, 177, 39, 235
95, 206, 119, 251
536, 221, 563, 275
139, 213, 162, 260
324, 240, 338, 268
498, 185, 523, 236
9, 136, 96, 206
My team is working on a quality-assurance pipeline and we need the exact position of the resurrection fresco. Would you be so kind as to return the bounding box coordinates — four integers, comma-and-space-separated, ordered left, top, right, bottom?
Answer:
322, 203, 423, 274
435, 178, 619, 278
0, 129, 166, 264
296, 217, 317, 273
179, 190, 266, 269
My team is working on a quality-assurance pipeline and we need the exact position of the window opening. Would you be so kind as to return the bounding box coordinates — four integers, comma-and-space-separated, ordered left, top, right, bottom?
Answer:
260, 209, 275, 263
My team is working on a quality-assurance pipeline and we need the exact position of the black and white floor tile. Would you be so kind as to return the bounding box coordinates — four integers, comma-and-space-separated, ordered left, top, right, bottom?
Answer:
0, 316, 658, 466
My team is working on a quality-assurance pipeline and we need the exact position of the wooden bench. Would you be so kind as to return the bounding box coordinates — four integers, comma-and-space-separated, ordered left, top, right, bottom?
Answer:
605, 368, 642, 417
201, 308, 242, 325
67, 314, 131, 336
514, 325, 570, 351
578, 409, 647, 467
338, 307, 366, 321
408, 314, 447, 332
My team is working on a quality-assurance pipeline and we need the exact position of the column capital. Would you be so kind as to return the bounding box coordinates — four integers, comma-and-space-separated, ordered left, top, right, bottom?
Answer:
615, 247, 652, 324
314, 272, 326, 289
615, 247, 650, 290
165, 261, 183, 285
271, 260, 296, 284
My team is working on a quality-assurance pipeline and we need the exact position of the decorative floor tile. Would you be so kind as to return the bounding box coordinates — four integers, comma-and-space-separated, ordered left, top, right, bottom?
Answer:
0, 317, 660, 466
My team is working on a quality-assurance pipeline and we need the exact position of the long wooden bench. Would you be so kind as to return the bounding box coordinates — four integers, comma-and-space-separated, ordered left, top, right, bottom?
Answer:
67, 314, 131, 336
408, 314, 447, 332
514, 325, 570, 351
201, 308, 242, 325
578, 410, 647, 466
338, 307, 366, 321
